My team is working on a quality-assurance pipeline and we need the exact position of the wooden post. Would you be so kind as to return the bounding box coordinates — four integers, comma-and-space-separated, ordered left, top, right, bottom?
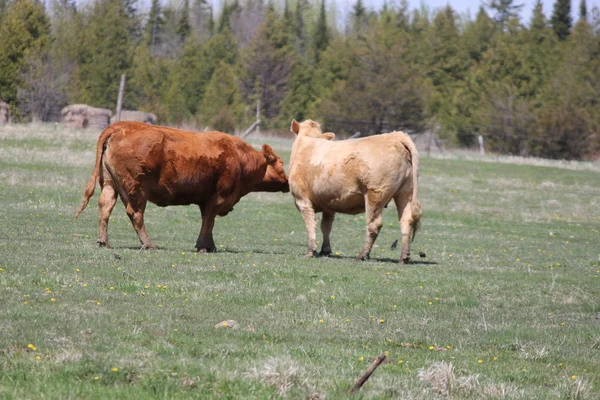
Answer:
478, 135, 484, 155
115, 74, 126, 122
349, 353, 387, 393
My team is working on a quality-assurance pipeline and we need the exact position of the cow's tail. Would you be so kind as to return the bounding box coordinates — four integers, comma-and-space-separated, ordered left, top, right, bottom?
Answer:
74, 125, 116, 218
400, 134, 422, 241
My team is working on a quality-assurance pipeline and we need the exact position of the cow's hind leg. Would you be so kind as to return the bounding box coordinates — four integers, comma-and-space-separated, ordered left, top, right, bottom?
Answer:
123, 194, 156, 250
196, 203, 217, 253
295, 198, 318, 257
394, 192, 413, 264
320, 212, 335, 256
97, 179, 117, 248
357, 193, 384, 261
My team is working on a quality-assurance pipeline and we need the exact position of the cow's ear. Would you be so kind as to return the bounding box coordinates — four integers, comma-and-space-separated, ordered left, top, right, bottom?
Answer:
262, 144, 277, 163
291, 120, 300, 135
323, 132, 335, 140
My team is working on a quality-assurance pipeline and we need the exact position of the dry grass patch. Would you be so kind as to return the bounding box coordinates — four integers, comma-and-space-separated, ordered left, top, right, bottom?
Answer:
244, 356, 317, 397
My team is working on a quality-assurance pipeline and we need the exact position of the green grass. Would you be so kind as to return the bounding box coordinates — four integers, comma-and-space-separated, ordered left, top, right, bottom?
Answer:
1, 123, 599, 399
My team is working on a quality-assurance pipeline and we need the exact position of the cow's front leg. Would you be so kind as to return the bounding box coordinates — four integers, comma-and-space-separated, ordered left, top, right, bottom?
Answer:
357, 193, 384, 261
320, 212, 335, 256
196, 204, 217, 253
295, 198, 318, 257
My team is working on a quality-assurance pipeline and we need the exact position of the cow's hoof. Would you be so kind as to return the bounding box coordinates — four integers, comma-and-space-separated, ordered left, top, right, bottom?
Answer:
319, 249, 332, 257
140, 244, 156, 250
355, 255, 367, 261
400, 257, 410, 264
305, 251, 317, 258
97, 240, 110, 248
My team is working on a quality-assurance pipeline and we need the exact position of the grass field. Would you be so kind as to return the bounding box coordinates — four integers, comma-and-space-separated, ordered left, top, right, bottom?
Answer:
1, 123, 599, 399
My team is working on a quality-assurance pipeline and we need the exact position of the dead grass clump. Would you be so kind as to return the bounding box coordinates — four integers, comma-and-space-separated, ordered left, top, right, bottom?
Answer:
244, 356, 315, 397
418, 361, 479, 397
482, 382, 524, 398
567, 377, 592, 400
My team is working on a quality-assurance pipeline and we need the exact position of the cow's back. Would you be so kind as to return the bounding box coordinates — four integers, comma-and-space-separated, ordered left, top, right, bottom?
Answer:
104, 122, 243, 207
290, 132, 414, 213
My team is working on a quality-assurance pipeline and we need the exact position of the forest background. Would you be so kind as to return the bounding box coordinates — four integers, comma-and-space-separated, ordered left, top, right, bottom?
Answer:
0, 0, 599, 160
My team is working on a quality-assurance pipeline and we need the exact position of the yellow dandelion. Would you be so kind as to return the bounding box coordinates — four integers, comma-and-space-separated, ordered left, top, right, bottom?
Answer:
96, 302, 101, 305
345, 318, 351, 322
359, 356, 364, 361
319, 319, 324, 323
384, 351, 389, 356
428, 301, 433, 305
83, 283, 88, 287
94, 376, 99, 380
330, 295, 335, 299
493, 356, 498, 361
35, 356, 41, 360
27, 344, 36, 350
50, 298, 56, 302
379, 319, 385, 323
23, 301, 28, 305
76, 268, 80, 272
112, 367, 119, 372
429, 346, 434, 350
144, 285, 149, 289
571, 375, 577, 380
478, 359, 483, 364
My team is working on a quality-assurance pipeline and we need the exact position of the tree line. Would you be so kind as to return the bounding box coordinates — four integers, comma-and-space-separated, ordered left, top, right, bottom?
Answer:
0, 0, 598, 160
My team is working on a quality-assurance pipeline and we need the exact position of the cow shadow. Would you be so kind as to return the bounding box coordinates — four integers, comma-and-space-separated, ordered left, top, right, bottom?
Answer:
321, 254, 438, 265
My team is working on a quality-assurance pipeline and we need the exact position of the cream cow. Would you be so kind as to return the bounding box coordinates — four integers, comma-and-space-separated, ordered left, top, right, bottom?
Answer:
288, 119, 421, 263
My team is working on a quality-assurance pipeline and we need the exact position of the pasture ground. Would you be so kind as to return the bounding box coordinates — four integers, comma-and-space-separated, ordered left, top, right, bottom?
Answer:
0, 124, 599, 399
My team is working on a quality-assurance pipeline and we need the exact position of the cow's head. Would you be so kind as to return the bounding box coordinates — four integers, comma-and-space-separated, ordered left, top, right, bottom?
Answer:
291, 119, 335, 140
259, 144, 289, 192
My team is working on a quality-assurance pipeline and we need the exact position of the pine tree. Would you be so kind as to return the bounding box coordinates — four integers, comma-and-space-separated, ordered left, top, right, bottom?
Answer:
198, 61, 245, 132
74, 0, 136, 108
144, 0, 164, 48
313, 0, 329, 63
551, 0, 572, 40
0, 0, 51, 108
177, 0, 191, 41
486, 0, 523, 27
350, 0, 367, 37
238, 7, 295, 126
579, 0, 586, 20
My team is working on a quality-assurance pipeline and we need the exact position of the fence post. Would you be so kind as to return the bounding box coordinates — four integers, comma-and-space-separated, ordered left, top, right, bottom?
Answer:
478, 135, 484, 155
115, 74, 126, 122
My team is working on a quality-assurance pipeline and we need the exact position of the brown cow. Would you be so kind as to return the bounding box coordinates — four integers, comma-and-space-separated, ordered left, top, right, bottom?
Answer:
75, 121, 289, 251
289, 119, 421, 263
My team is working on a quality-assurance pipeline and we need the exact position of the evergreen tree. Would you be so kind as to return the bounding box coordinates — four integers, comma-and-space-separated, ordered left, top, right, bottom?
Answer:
462, 6, 496, 62
50, 0, 82, 103
190, 0, 213, 40
313, 0, 329, 63
176, 0, 191, 40
551, 0, 572, 40
486, 0, 523, 27
0, 0, 51, 108
579, 0, 586, 19
198, 61, 245, 132
320, 16, 425, 136
75, 0, 136, 108
534, 17, 599, 159
294, 0, 307, 54
350, 0, 367, 37
238, 7, 295, 126
144, 0, 164, 48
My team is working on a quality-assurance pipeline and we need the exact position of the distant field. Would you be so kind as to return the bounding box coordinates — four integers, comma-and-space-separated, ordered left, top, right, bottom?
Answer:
0, 123, 598, 399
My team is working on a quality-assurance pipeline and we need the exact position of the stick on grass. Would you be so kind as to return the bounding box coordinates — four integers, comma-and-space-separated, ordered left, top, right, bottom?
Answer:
349, 353, 387, 393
